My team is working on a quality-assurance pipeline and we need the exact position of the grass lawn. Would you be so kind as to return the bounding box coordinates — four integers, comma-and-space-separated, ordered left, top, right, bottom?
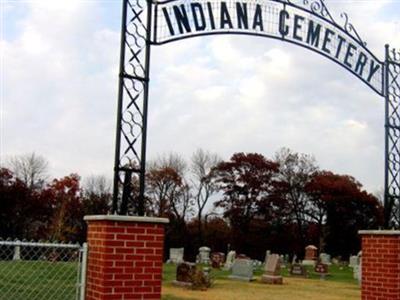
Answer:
162, 264, 360, 300
0, 260, 79, 300
0, 260, 360, 300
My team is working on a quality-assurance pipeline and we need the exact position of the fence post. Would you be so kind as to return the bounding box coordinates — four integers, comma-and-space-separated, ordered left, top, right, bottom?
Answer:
13, 245, 21, 261
80, 242, 88, 300
84, 215, 169, 300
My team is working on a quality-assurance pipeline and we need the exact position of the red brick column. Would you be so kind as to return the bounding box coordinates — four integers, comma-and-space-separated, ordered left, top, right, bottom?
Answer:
359, 230, 400, 300
84, 215, 169, 300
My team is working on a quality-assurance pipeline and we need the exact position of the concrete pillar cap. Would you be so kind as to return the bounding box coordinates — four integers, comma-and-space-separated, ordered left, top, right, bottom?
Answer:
84, 215, 169, 224
358, 230, 400, 235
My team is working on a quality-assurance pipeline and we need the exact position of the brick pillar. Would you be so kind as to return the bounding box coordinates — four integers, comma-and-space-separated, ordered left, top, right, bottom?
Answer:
84, 215, 169, 300
359, 230, 400, 300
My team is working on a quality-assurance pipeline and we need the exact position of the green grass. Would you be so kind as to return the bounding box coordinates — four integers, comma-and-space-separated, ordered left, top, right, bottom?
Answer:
0, 260, 79, 300
0, 260, 358, 300
163, 263, 357, 284
161, 263, 359, 300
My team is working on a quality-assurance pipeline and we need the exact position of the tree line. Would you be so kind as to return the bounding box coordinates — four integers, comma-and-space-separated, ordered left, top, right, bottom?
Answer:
0, 149, 390, 260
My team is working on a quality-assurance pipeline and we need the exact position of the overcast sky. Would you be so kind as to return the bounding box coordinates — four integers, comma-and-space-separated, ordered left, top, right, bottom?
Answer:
1, 0, 400, 194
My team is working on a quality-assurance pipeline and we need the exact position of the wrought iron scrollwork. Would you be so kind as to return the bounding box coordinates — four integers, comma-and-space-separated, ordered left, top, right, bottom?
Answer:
385, 45, 400, 227
302, 0, 333, 21
284, 0, 367, 47
340, 12, 367, 47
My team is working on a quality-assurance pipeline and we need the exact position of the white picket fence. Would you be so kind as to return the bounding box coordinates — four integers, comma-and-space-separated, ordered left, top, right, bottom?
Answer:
0, 239, 87, 300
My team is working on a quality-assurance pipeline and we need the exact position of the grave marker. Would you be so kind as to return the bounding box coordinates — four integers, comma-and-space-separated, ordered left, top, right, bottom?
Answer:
261, 254, 283, 284
228, 259, 254, 281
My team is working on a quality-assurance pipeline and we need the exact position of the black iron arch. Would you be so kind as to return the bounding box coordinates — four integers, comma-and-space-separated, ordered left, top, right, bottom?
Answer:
153, 0, 384, 95
111, 0, 400, 227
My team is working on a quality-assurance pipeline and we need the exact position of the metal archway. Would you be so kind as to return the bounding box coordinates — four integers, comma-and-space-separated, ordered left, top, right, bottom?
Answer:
111, 0, 400, 227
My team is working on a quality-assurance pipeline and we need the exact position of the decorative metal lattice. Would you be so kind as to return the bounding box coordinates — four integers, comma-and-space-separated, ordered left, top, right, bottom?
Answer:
385, 46, 400, 227
112, 0, 152, 215
112, 0, 399, 226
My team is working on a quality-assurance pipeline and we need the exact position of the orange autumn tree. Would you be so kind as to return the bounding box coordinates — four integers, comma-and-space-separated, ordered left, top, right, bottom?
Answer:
46, 174, 84, 242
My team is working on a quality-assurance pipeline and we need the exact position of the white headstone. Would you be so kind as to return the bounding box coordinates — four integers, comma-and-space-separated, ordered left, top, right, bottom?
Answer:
198, 246, 211, 264
264, 250, 271, 264
319, 253, 331, 265
169, 248, 184, 264
228, 259, 254, 281
349, 255, 358, 268
224, 251, 236, 270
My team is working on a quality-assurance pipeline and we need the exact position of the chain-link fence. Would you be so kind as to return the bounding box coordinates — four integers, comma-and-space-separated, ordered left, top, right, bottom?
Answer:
0, 239, 87, 300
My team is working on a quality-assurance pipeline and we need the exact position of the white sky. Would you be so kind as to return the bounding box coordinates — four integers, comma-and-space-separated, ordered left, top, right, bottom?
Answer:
1, 0, 400, 194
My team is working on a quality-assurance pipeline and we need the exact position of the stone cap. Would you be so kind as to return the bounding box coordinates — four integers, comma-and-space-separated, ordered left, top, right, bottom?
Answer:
84, 215, 169, 224
358, 230, 400, 236
305, 245, 318, 249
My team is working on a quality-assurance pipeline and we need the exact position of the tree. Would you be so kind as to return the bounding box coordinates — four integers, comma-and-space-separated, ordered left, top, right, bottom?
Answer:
7, 153, 49, 189
305, 171, 383, 255
46, 174, 84, 242
146, 153, 192, 218
274, 148, 318, 252
212, 152, 279, 253
0, 168, 52, 239
146, 166, 184, 217
190, 149, 221, 244
82, 175, 112, 215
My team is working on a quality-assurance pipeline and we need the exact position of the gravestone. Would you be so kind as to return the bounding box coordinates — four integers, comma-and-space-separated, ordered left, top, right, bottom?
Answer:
279, 255, 286, 268
314, 262, 329, 280
319, 253, 331, 265
353, 251, 362, 285
331, 257, 340, 265
198, 246, 211, 264
228, 259, 254, 281
290, 263, 307, 277
236, 254, 250, 259
284, 254, 289, 265
303, 245, 318, 266
169, 248, 184, 264
292, 254, 298, 264
252, 259, 262, 270
224, 250, 236, 270
349, 255, 358, 268
211, 252, 225, 269
261, 254, 283, 284
264, 250, 271, 265
173, 262, 196, 287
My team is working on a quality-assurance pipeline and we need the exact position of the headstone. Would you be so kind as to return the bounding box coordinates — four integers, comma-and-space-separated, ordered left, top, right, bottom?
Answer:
210, 252, 225, 269
314, 262, 329, 280
349, 255, 358, 268
224, 250, 236, 270
261, 254, 283, 284
198, 246, 211, 264
353, 251, 362, 285
331, 257, 340, 265
252, 259, 262, 270
236, 253, 250, 259
319, 253, 331, 265
169, 248, 184, 264
284, 254, 289, 265
264, 250, 271, 264
228, 259, 254, 281
290, 263, 307, 277
292, 254, 298, 264
173, 262, 196, 287
303, 245, 318, 266
279, 255, 286, 268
